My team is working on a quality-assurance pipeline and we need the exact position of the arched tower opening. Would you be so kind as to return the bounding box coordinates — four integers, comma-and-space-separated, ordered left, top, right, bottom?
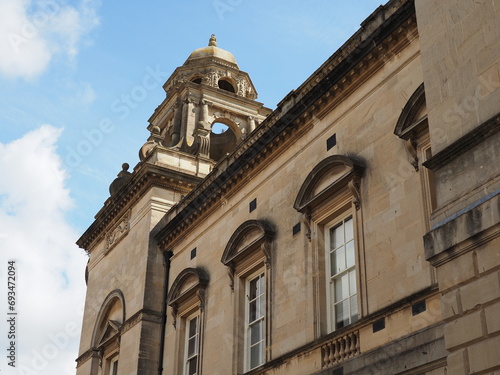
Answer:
218, 78, 236, 93
210, 120, 237, 162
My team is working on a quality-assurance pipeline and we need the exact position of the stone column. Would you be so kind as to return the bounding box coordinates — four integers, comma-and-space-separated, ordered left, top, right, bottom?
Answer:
171, 103, 181, 146
198, 100, 210, 129
248, 116, 256, 133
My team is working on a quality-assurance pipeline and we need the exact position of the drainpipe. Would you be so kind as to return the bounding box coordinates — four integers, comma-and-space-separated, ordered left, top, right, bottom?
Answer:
158, 250, 173, 375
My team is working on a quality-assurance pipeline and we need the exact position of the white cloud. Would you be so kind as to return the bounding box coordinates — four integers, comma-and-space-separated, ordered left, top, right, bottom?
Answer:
0, 0, 100, 80
0, 125, 87, 374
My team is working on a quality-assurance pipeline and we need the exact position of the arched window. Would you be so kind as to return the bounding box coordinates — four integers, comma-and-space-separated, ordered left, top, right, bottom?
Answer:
221, 220, 275, 373
394, 83, 436, 228
91, 290, 125, 375
191, 77, 202, 84
295, 155, 366, 335
209, 121, 237, 162
218, 78, 235, 93
167, 268, 209, 375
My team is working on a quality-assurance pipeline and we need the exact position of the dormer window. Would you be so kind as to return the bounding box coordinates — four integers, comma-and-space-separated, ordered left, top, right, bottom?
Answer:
218, 78, 235, 93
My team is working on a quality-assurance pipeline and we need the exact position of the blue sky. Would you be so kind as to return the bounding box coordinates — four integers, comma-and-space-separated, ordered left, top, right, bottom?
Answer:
0, 0, 381, 373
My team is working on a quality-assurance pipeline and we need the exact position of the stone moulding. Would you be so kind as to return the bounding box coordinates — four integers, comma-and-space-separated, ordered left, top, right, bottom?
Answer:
104, 210, 131, 254
155, 0, 416, 250
294, 155, 366, 213
77, 308, 162, 367
423, 113, 500, 171
77, 164, 202, 252
167, 267, 210, 327
76, 348, 97, 368
394, 83, 426, 140
394, 83, 427, 171
91, 289, 126, 348
120, 309, 162, 335
221, 220, 275, 289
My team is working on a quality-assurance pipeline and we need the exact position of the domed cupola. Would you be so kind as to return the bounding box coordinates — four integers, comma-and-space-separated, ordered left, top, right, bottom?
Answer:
145, 35, 272, 163
186, 34, 238, 67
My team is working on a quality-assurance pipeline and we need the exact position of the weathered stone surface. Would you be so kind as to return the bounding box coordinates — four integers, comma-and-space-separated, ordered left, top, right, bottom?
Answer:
74, 0, 500, 374
460, 271, 500, 312
444, 310, 486, 350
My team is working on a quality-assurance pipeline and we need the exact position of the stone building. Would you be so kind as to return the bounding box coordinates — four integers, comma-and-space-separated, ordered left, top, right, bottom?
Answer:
75, 0, 500, 374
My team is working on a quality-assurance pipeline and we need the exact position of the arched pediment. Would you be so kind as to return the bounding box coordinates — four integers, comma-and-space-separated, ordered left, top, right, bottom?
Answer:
221, 220, 275, 267
167, 267, 209, 309
92, 289, 125, 348
394, 83, 427, 140
294, 155, 365, 213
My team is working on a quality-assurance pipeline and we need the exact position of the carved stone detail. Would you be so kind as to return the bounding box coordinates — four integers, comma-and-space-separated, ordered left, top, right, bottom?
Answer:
262, 242, 271, 269
197, 289, 206, 312
405, 137, 419, 171
171, 304, 178, 329
227, 264, 235, 291
302, 211, 312, 241
104, 210, 131, 254
348, 179, 362, 210
76, 348, 98, 368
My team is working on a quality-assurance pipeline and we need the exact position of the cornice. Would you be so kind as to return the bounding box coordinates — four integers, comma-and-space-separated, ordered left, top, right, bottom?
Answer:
77, 162, 203, 252
75, 308, 162, 368
423, 113, 500, 171
155, 0, 417, 249
120, 308, 162, 335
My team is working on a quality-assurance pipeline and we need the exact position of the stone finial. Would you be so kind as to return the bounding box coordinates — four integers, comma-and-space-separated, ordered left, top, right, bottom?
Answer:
109, 163, 132, 196
208, 34, 217, 47
118, 163, 130, 177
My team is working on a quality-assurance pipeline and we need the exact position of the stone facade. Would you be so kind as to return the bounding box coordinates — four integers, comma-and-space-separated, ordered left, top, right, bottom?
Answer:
75, 0, 500, 374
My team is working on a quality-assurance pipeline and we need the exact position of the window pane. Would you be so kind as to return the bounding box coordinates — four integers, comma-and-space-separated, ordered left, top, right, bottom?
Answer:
349, 270, 357, 295
335, 300, 349, 329
250, 342, 264, 369
257, 295, 265, 319
331, 246, 346, 275
331, 225, 344, 249
187, 357, 197, 375
346, 240, 355, 268
189, 317, 198, 337
188, 337, 197, 357
350, 296, 358, 322
345, 217, 353, 241
335, 273, 349, 303
249, 278, 258, 300
258, 274, 265, 295
249, 300, 257, 322
250, 320, 263, 345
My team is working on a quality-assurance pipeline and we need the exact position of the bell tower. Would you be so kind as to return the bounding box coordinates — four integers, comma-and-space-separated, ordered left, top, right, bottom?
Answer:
75, 36, 270, 375
144, 34, 271, 162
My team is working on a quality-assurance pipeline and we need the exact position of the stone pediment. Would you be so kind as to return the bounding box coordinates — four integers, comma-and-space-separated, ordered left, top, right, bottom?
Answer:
96, 320, 121, 348
294, 155, 365, 213
394, 83, 427, 140
167, 268, 209, 308
221, 220, 275, 267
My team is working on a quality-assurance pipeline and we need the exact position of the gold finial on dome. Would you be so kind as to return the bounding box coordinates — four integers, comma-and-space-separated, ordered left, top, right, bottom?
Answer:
208, 34, 217, 47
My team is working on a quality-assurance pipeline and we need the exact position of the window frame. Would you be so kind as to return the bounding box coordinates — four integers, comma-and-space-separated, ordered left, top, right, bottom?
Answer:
221, 220, 275, 374
183, 313, 200, 375
245, 270, 266, 371
108, 354, 119, 375
294, 155, 366, 337
167, 267, 209, 375
325, 215, 359, 332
